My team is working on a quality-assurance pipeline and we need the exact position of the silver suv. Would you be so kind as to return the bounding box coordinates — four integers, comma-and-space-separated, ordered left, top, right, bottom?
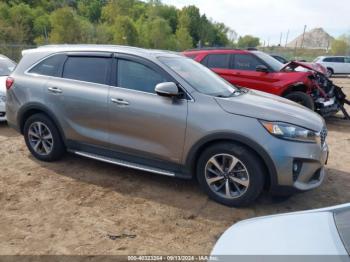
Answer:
6, 45, 329, 206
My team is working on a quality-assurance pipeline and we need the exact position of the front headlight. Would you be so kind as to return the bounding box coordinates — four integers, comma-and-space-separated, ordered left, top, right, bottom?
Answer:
260, 121, 318, 143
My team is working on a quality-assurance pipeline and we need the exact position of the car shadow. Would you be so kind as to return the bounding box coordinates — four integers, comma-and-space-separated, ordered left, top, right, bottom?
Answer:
31, 151, 350, 223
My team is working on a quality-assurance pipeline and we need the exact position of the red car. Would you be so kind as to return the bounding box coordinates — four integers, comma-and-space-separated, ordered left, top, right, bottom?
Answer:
183, 49, 349, 118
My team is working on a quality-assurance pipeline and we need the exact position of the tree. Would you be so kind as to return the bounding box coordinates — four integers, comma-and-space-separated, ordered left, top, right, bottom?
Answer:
175, 27, 192, 50
178, 5, 201, 45
49, 7, 82, 43
140, 17, 176, 49
112, 16, 138, 45
237, 35, 260, 48
331, 38, 349, 55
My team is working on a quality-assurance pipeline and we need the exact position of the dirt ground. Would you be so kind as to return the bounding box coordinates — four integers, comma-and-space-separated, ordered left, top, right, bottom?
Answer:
1, 77, 350, 256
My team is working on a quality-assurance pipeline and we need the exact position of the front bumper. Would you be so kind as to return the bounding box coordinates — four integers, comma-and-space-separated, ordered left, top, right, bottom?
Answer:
268, 138, 329, 193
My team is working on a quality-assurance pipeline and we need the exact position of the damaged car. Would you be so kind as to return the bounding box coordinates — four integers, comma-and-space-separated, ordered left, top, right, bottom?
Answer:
183, 49, 349, 119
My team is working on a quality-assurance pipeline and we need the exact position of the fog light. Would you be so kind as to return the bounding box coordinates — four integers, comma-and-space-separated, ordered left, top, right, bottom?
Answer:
293, 160, 302, 181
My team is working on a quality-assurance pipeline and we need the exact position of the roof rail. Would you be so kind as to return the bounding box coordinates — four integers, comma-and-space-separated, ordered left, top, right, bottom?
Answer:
185, 47, 240, 51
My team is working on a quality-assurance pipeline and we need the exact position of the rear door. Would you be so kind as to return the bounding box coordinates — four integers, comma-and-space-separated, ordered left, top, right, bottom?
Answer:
108, 54, 188, 165
46, 52, 112, 148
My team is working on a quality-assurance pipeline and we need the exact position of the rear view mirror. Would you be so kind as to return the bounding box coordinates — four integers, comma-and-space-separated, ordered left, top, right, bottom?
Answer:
256, 65, 269, 73
155, 82, 179, 97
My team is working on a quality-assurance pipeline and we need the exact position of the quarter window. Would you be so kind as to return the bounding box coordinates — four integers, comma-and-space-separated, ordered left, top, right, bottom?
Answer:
232, 54, 263, 71
117, 59, 167, 93
62, 56, 111, 85
29, 54, 66, 77
205, 54, 231, 69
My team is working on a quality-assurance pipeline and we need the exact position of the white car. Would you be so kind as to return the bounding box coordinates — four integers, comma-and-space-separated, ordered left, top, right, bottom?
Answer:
0, 55, 16, 121
211, 203, 350, 259
314, 56, 350, 77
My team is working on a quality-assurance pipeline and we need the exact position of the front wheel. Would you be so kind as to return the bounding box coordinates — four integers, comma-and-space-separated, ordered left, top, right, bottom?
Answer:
326, 68, 333, 78
285, 91, 315, 111
196, 143, 265, 207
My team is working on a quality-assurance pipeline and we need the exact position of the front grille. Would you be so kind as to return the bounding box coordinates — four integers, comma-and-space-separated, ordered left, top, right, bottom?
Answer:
320, 127, 327, 147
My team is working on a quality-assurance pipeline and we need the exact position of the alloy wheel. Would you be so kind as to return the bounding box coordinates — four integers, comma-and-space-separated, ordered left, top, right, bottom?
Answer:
205, 153, 250, 199
28, 121, 54, 156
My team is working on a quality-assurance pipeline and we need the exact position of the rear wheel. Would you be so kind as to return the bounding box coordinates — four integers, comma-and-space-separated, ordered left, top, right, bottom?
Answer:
285, 91, 315, 111
23, 113, 65, 161
196, 143, 264, 207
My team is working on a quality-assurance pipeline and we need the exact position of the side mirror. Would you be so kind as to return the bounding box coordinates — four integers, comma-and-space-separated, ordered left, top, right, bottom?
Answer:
155, 82, 179, 97
256, 65, 269, 73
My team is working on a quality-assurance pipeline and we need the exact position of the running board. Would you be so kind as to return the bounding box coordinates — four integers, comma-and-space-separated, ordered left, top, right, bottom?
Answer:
71, 150, 176, 177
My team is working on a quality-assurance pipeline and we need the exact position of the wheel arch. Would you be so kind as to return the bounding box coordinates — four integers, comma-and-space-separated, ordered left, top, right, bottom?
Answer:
185, 133, 278, 190
281, 83, 308, 97
18, 103, 66, 146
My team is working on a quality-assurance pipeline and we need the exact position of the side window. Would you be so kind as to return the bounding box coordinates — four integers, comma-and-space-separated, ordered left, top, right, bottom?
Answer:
29, 54, 66, 77
62, 56, 110, 85
323, 57, 333, 62
205, 54, 231, 69
232, 54, 262, 71
345, 57, 350, 63
334, 57, 345, 63
117, 59, 167, 93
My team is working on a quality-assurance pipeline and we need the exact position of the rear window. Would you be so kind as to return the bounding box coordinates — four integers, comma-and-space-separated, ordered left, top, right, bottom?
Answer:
334, 208, 350, 255
29, 54, 66, 77
62, 56, 111, 85
205, 54, 231, 69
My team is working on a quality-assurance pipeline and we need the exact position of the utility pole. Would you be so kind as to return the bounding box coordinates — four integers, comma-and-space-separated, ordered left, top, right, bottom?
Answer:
285, 30, 289, 47
300, 25, 307, 49
279, 32, 283, 46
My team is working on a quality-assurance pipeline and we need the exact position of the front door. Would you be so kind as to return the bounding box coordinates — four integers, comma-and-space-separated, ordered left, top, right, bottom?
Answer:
108, 55, 188, 165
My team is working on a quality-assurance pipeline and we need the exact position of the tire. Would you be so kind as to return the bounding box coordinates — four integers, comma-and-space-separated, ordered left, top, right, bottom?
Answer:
326, 68, 333, 78
285, 91, 315, 111
23, 113, 65, 161
196, 142, 265, 207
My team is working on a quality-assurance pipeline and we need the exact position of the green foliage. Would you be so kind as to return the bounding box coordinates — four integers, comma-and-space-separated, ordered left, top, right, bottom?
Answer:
237, 35, 260, 48
112, 16, 138, 45
0, 0, 241, 51
176, 27, 193, 51
331, 38, 349, 55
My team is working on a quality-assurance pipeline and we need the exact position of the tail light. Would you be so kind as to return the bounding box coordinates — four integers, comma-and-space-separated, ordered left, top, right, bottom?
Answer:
6, 77, 14, 90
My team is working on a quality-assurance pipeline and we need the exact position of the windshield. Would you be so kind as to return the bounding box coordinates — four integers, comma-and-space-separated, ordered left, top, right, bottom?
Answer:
0, 57, 16, 76
334, 208, 350, 255
252, 51, 284, 71
158, 56, 236, 97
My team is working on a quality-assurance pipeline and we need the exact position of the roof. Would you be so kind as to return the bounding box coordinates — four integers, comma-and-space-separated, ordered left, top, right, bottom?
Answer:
22, 44, 180, 58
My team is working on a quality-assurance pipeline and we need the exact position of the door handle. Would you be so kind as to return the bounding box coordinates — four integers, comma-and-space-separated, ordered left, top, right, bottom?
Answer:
111, 98, 129, 106
48, 87, 62, 94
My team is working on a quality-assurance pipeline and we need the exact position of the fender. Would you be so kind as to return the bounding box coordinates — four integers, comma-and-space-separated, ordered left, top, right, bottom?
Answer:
185, 132, 278, 190
17, 102, 67, 146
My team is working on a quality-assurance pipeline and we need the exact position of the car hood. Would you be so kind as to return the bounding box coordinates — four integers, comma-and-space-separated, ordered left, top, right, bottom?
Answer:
215, 89, 325, 131
282, 61, 327, 75
211, 207, 348, 256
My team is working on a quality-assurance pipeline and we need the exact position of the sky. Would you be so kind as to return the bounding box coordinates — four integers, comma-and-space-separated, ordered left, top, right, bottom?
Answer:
162, 0, 350, 45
